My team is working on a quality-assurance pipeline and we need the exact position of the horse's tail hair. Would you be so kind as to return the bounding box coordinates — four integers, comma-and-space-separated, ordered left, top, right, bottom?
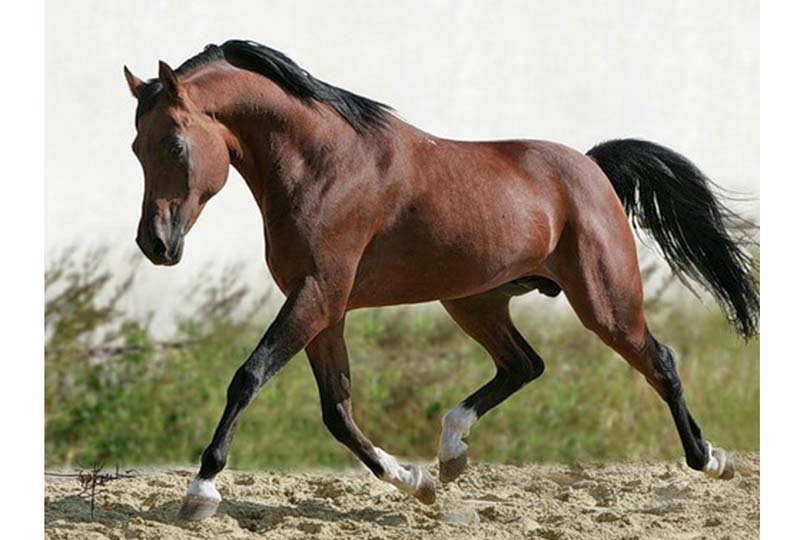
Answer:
586, 138, 759, 339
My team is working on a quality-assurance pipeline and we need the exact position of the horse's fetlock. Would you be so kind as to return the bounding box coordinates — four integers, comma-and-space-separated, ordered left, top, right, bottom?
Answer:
201, 447, 227, 476
686, 447, 709, 471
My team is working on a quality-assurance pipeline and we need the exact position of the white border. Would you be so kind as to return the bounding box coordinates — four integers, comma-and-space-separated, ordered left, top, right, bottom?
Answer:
0, 0, 44, 537
2, 0, 794, 536
761, 1, 799, 537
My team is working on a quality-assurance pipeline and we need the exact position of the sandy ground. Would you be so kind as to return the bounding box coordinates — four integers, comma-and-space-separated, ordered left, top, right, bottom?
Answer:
45, 452, 759, 540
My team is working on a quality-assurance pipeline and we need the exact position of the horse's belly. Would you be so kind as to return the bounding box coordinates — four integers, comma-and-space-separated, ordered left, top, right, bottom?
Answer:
347, 201, 556, 308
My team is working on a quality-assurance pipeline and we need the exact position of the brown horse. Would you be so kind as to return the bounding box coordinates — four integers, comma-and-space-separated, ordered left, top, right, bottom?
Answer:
123, 40, 758, 520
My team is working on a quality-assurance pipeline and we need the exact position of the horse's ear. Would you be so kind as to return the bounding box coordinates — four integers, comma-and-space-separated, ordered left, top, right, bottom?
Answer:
158, 60, 182, 99
123, 66, 145, 99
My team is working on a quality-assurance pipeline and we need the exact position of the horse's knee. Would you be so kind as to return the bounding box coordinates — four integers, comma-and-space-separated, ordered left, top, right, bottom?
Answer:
227, 364, 261, 404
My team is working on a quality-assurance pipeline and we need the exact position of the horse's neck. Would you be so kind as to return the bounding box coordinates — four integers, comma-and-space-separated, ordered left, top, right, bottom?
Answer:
190, 65, 417, 223
228, 111, 370, 220
193, 70, 351, 216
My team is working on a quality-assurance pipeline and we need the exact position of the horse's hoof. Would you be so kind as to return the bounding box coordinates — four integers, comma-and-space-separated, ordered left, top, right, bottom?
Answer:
719, 461, 735, 480
178, 495, 220, 521
714, 447, 735, 480
439, 452, 468, 483
413, 466, 436, 505
704, 446, 735, 480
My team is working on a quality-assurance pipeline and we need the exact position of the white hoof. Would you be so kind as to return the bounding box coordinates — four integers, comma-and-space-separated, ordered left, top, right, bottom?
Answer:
178, 478, 221, 521
438, 405, 477, 483
439, 452, 468, 483
374, 448, 436, 504
703, 442, 735, 480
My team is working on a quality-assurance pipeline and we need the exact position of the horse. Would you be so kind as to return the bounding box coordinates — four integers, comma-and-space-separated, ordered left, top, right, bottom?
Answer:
123, 40, 759, 520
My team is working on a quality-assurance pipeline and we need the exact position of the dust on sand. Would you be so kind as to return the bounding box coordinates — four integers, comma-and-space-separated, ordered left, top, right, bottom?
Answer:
45, 452, 759, 540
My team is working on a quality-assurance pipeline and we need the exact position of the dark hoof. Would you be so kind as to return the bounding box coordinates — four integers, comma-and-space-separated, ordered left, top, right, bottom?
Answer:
439, 452, 468, 483
413, 466, 436, 505
178, 495, 220, 521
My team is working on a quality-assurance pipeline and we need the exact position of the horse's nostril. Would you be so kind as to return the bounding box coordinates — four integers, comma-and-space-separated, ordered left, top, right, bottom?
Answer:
152, 237, 167, 258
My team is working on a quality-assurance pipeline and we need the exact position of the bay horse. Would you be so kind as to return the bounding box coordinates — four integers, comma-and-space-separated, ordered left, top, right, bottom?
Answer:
123, 40, 759, 520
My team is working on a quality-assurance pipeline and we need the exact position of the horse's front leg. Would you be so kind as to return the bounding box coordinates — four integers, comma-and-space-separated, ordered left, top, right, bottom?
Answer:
178, 276, 339, 520
306, 319, 436, 505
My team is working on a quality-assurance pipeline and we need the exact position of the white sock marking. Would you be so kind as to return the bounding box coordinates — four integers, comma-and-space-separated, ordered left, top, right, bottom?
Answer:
187, 477, 221, 501
374, 447, 421, 494
438, 404, 478, 462
702, 441, 727, 478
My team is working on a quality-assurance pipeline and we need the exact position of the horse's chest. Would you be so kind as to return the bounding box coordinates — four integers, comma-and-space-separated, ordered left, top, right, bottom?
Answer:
262, 221, 316, 293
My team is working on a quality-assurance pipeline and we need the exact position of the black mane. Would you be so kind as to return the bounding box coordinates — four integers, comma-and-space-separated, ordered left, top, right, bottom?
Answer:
135, 40, 393, 133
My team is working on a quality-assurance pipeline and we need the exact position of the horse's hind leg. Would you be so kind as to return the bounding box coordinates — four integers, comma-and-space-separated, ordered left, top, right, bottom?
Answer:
438, 291, 545, 482
553, 230, 734, 479
643, 338, 734, 478
305, 319, 436, 504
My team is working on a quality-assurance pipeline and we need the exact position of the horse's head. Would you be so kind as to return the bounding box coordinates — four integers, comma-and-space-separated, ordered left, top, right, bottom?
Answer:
124, 61, 237, 265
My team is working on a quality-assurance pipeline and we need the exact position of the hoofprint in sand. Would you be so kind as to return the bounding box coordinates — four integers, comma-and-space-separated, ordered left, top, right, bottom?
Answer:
45, 452, 759, 540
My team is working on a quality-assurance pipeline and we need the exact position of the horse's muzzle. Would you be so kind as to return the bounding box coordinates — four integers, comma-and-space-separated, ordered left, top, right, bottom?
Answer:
136, 226, 185, 266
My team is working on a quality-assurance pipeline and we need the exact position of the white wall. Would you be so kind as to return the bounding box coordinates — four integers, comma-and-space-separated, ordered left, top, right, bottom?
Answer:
45, 0, 759, 324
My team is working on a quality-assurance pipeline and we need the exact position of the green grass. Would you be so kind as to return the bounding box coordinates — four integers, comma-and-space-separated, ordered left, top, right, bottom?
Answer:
44, 248, 758, 469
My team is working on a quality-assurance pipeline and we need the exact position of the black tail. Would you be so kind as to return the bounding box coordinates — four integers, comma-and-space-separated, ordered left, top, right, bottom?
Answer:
587, 139, 759, 339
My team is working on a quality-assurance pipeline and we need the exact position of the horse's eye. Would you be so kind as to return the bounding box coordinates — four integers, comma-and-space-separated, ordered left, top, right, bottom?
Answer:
164, 137, 186, 160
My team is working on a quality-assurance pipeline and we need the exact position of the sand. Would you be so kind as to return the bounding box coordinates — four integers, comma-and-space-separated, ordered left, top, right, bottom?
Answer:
45, 452, 759, 539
